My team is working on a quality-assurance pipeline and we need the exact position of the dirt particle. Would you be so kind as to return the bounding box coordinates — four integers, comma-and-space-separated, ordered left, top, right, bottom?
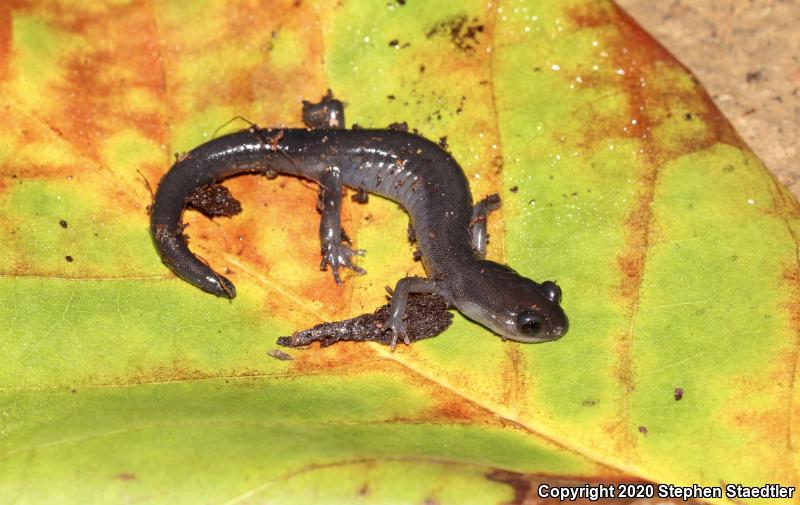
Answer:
510, 186, 518, 193
65, 255, 74, 262
351, 187, 369, 204
674, 387, 684, 401
438, 136, 449, 149
745, 70, 762, 83
387, 94, 396, 100
638, 425, 648, 436
267, 349, 293, 361
387, 121, 409, 132
455, 95, 467, 115
388, 39, 399, 47
59, 219, 68, 228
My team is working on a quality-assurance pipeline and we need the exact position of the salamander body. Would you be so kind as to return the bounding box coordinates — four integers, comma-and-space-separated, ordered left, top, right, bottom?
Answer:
150, 96, 568, 348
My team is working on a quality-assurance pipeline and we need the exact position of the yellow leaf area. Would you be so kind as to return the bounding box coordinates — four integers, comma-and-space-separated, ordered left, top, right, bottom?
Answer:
1, 0, 798, 504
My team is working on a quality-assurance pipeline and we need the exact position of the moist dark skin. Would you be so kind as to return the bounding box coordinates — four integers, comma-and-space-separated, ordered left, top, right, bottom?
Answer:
150, 95, 569, 349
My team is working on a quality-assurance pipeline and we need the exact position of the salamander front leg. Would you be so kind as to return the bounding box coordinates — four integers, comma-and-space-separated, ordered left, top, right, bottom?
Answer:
318, 167, 366, 285
382, 276, 442, 350
470, 193, 501, 258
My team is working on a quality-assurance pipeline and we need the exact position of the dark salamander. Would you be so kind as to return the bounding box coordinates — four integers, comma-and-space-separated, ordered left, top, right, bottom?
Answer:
150, 95, 568, 349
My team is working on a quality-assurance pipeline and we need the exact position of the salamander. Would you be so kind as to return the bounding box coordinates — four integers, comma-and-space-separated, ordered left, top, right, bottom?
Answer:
149, 94, 569, 348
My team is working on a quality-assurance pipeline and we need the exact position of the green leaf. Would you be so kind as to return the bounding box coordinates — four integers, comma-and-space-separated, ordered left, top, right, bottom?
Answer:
1, 1, 798, 503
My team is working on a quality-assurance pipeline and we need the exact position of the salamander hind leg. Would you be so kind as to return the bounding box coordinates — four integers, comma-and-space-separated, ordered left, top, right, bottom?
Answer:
318, 167, 366, 285
382, 277, 442, 350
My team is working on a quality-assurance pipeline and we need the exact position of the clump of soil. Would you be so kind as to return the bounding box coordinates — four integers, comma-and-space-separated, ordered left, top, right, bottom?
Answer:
278, 292, 452, 348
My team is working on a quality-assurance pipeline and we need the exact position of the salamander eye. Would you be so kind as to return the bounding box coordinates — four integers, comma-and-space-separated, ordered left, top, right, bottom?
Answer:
517, 311, 542, 336
541, 281, 562, 303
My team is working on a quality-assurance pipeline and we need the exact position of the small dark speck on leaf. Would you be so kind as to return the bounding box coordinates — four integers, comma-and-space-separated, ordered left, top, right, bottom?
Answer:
684, 112, 693, 121
582, 398, 596, 406
70, 388, 77, 394
387, 94, 396, 100
59, 219, 68, 228
388, 39, 399, 47
426, 15, 484, 53
438, 136, 448, 149
674, 387, 684, 401
114, 473, 137, 481
65, 255, 74, 262
509, 186, 518, 193
267, 349, 293, 361
723, 164, 735, 173
745, 70, 762, 83
638, 426, 648, 436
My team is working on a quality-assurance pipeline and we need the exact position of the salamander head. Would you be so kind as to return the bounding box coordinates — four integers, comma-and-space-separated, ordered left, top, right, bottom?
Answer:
458, 260, 569, 343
